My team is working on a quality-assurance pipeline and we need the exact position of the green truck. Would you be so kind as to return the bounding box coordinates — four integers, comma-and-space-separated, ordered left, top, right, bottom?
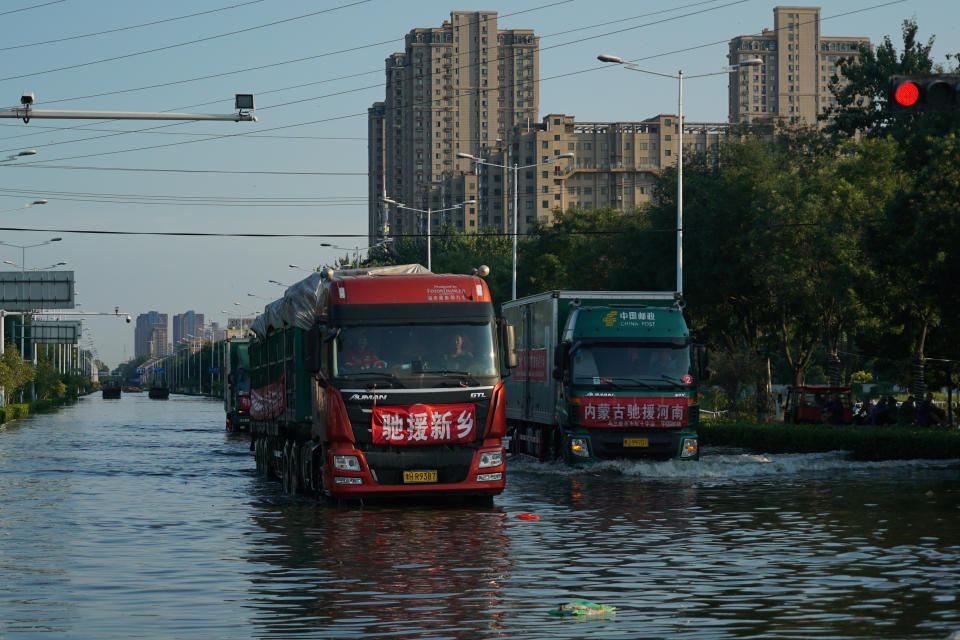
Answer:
224, 337, 251, 433
502, 291, 706, 463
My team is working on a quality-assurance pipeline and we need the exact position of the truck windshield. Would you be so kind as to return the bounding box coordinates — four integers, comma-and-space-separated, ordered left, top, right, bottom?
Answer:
571, 343, 691, 387
333, 323, 497, 384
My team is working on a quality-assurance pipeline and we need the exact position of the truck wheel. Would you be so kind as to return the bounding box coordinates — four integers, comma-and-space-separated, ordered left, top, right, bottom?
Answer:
254, 438, 264, 475
281, 441, 291, 493
289, 444, 300, 495
300, 442, 313, 495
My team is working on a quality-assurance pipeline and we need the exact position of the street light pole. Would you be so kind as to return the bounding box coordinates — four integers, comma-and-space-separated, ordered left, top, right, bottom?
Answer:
597, 54, 762, 298
457, 152, 573, 299
512, 161, 518, 300
382, 198, 474, 271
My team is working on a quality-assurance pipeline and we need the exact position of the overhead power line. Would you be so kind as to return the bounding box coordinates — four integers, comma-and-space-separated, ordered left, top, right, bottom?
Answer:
0, 0, 65, 18
0, 217, 886, 239
0, 0, 266, 52
7, 0, 749, 164
0, 0, 373, 83
32, 0, 575, 107
4, 0, 906, 171
2, 164, 367, 176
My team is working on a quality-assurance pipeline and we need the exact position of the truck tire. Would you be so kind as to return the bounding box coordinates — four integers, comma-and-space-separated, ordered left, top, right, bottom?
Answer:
255, 438, 265, 475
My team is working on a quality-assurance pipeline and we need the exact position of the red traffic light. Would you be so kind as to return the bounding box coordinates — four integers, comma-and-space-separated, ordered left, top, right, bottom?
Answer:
889, 74, 960, 112
893, 81, 920, 107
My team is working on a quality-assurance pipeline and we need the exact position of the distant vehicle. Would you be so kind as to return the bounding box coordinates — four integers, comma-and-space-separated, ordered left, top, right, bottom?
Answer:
223, 338, 251, 433
784, 385, 853, 424
101, 379, 121, 399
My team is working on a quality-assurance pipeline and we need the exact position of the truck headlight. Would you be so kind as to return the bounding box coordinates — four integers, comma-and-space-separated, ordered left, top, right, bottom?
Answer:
333, 455, 361, 471
478, 450, 503, 468
570, 437, 590, 458
680, 438, 698, 458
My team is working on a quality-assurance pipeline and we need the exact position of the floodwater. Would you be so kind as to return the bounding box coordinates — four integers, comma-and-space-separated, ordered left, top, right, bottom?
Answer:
1, 393, 957, 639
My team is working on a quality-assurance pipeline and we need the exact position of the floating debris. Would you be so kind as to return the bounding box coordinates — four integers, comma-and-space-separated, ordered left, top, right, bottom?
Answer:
548, 600, 616, 618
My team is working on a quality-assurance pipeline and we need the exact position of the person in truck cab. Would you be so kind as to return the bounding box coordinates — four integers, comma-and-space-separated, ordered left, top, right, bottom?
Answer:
442, 333, 474, 366
342, 333, 383, 370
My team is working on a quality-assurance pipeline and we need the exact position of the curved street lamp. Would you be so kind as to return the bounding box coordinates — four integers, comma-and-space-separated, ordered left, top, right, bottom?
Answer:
597, 53, 763, 297
457, 152, 574, 299
381, 198, 475, 272
0, 199, 47, 214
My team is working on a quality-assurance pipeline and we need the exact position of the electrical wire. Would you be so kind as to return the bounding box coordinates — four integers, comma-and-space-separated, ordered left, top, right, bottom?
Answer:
0, 217, 887, 239
3, 1, 907, 174
0, 0, 267, 52
0, 0, 65, 18
4, 1, 752, 163
0, 0, 373, 83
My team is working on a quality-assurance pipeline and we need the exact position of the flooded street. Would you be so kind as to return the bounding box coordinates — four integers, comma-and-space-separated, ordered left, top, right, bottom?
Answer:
1, 394, 957, 639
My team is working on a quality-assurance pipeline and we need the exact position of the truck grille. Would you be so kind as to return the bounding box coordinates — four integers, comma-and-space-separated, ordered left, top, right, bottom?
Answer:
362, 448, 474, 485
590, 429, 681, 460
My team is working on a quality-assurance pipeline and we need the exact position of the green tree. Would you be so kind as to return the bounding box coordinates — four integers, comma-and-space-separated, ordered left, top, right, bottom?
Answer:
0, 346, 35, 401
33, 357, 66, 400
820, 19, 959, 393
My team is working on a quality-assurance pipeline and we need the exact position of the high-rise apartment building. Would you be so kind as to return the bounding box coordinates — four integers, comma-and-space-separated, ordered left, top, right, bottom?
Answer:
728, 6, 869, 125
438, 114, 729, 234
134, 311, 168, 358
369, 11, 539, 245
172, 310, 205, 349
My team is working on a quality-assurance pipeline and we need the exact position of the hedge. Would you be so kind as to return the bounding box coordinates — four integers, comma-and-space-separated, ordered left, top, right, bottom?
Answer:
700, 421, 960, 460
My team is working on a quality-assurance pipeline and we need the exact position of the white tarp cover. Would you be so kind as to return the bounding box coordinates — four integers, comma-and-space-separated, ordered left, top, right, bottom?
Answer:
249, 264, 430, 338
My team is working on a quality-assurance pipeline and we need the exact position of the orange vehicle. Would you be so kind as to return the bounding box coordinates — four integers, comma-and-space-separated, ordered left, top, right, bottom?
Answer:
784, 385, 854, 424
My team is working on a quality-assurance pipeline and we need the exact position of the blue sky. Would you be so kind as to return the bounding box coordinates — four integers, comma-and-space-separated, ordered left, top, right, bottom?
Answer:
0, 0, 955, 367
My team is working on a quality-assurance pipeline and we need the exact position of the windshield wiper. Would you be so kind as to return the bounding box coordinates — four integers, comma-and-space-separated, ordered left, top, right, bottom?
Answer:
573, 377, 626, 389
338, 371, 406, 388
415, 369, 483, 387
623, 375, 686, 388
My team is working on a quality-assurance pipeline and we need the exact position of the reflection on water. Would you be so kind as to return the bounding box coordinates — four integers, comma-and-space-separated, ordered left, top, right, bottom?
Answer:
0, 394, 957, 639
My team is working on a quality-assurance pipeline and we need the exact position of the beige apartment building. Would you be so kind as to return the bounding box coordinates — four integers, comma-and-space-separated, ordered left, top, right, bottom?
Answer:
369, 10, 539, 245
728, 6, 869, 124
434, 114, 729, 237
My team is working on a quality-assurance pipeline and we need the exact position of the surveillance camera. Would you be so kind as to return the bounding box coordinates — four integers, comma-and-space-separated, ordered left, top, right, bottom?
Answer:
126, 315, 131, 323
21, 92, 34, 106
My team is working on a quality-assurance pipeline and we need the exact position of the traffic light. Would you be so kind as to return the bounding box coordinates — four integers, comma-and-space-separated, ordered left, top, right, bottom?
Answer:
889, 74, 960, 112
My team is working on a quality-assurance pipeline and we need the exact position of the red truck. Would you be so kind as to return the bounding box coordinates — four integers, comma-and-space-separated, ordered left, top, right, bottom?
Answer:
784, 385, 854, 424
245, 265, 516, 502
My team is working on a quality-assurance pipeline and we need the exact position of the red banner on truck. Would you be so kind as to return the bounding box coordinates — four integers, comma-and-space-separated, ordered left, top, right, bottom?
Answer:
580, 396, 688, 428
251, 375, 286, 420
515, 348, 548, 382
372, 403, 476, 445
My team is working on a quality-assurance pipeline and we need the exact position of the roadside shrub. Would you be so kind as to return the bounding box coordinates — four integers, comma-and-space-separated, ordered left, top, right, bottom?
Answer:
700, 421, 960, 460
31, 399, 54, 413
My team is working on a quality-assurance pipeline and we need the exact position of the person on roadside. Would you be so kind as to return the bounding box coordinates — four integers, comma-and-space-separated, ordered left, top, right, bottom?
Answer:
898, 395, 917, 425
918, 393, 945, 426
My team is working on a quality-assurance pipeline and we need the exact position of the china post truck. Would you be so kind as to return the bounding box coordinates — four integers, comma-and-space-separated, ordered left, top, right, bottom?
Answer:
502, 291, 706, 463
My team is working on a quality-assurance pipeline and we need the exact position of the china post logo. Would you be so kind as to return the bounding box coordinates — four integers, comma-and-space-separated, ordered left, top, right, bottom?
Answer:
603, 310, 618, 327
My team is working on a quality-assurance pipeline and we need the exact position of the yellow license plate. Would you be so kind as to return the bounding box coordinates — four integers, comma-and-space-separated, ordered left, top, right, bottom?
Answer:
403, 470, 438, 483
623, 438, 649, 448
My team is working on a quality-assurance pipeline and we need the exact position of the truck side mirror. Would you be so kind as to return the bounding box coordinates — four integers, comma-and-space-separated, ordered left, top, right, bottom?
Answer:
552, 341, 570, 380
696, 344, 710, 381
502, 321, 518, 369
304, 326, 322, 373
